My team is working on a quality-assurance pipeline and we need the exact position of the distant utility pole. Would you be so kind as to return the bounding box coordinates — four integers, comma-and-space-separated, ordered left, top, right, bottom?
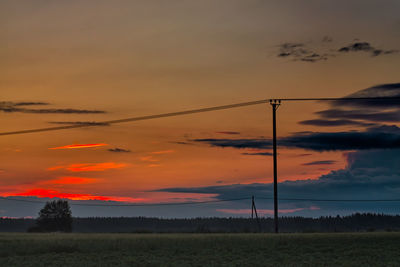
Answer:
270, 99, 281, 233
251, 195, 261, 232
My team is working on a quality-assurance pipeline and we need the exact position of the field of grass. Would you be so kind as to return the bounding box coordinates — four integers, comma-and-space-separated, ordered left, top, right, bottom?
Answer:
1, 232, 400, 266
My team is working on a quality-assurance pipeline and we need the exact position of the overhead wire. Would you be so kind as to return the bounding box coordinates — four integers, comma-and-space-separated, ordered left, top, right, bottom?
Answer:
258, 197, 400, 202
0, 196, 250, 207
1, 96, 399, 136
2, 196, 400, 207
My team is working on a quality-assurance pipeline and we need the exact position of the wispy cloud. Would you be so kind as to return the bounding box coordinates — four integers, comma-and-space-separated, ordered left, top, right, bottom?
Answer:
299, 119, 375, 127
170, 141, 195, 146
277, 39, 398, 63
241, 152, 273, 156
4, 101, 49, 106
0, 101, 105, 114
215, 131, 241, 135
302, 160, 336, 166
338, 42, 398, 56
49, 143, 108, 150
277, 42, 328, 63
48, 162, 128, 172
193, 125, 400, 151
108, 148, 131, 153
194, 138, 270, 149
297, 153, 312, 157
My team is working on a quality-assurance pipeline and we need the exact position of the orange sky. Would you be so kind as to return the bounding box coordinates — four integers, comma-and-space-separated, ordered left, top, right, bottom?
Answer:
1, 0, 399, 204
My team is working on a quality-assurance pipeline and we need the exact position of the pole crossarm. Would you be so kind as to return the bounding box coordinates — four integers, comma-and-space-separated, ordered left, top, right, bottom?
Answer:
269, 99, 281, 110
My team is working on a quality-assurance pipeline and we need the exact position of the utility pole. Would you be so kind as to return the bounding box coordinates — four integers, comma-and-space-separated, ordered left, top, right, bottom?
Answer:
251, 196, 254, 219
270, 99, 281, 233
251, 195, 261, 232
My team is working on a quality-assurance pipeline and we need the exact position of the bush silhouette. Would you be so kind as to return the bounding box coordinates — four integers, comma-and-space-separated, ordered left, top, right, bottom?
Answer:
34, 200, 72, 232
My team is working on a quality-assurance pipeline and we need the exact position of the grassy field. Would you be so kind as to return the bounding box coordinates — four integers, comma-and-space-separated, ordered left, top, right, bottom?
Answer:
1, 232, 400, 266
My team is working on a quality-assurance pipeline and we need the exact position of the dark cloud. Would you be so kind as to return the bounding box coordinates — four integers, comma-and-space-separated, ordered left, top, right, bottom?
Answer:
170, 141, 196, 146
276, 126, 400, 151
316, 109, 400, 123
333, 83, 400, 108
11, 102, 49, 106
14, 108, 104, 114
241, 152, 273, 156
155, 149, 400, 215
215, 131, 240, 135
338, 42, 398, 57
3, 149, 400, 218
49, 121, 110, 126
108, 148, 131, 153
0, 101, 47, 112
0, 101, 105, 114
195, 138, 271, 149
297, 153, 312, 157
277, 43, 328, 63
299, 119, 375, 127
298, 83, 400, 127
300, 53, 329, 62
193, 125, 400, 152
372, 49, 398, 56
338, 42, 373, 52
277, 40, 398, 63
302, 160, 336, 166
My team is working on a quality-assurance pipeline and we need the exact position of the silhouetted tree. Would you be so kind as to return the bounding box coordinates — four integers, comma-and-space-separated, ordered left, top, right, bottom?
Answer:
35, 200, 72, 232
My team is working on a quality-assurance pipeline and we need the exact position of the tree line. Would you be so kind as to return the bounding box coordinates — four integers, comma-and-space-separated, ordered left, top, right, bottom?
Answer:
1, 214, 400, 233
1, 200, 399, 233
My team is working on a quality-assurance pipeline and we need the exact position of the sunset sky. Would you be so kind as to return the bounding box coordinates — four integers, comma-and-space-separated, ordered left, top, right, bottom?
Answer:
1, 0, 400, 218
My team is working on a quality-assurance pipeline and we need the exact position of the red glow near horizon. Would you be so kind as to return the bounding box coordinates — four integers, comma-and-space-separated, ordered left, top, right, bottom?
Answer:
48, 162, 127, 172
67, 162, 127, 172
49, 143, 108, 150
7, 188, 145, 202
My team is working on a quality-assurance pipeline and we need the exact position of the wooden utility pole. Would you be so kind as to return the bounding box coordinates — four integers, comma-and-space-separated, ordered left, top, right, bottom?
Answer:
251, 196, 254, 219
251, 195, 261, 232
270, 99, 281, 233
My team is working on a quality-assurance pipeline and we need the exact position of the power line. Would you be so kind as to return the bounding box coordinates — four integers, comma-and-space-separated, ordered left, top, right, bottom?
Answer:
270, 97, 400, 101
0, 196, 250, 207
1, 96, 399, 136
71, 197, 250, 207
259, 197, 400, 202
0, 99, 268, 136
3, 195, 400, 207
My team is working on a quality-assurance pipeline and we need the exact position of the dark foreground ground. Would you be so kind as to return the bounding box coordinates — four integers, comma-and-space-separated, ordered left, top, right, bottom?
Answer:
3, 214, 400, 233
1, 232, 400, 266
